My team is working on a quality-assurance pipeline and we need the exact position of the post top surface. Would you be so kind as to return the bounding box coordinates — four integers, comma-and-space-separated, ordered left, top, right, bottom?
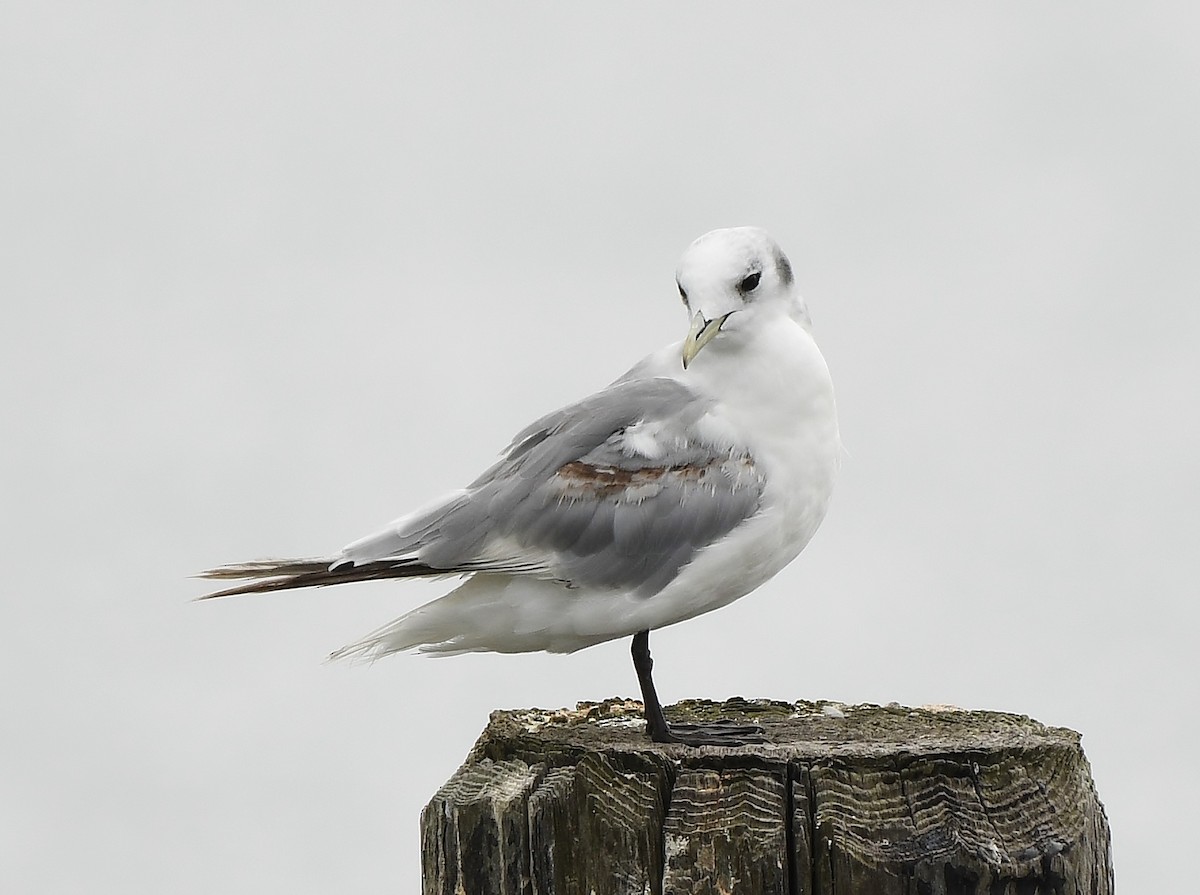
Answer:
473, 697, 1080, 765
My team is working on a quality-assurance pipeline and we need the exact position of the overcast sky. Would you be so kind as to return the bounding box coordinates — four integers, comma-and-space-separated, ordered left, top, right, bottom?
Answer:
3, 3, 1197, 891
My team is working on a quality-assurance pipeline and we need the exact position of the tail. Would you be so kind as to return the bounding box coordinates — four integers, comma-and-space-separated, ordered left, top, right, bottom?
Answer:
196, 556, 451, 599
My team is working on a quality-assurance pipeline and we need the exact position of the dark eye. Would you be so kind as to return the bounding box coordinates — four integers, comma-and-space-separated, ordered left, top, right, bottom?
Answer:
677, 283, 689, 304
738, 272, 761, 292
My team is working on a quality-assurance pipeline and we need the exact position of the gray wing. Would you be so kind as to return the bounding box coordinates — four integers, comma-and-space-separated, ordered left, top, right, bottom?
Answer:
341, 377, 764, 597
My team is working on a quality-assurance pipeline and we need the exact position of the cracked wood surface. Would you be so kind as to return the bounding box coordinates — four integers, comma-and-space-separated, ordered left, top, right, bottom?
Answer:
421, 699, 1112, 895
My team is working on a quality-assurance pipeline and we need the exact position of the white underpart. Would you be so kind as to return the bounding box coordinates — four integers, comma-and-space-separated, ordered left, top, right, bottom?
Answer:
331, 228, 841, 659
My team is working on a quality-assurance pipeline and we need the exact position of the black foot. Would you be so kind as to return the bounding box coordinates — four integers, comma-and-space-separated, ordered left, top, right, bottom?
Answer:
630, 629, 770, 748
649, 719, 769, 747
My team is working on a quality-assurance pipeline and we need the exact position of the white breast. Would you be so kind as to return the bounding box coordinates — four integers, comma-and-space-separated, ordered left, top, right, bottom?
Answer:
633, 315, 841, 631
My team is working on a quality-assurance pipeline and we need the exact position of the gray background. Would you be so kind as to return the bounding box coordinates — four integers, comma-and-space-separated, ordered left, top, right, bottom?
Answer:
3, 3, 1196, 891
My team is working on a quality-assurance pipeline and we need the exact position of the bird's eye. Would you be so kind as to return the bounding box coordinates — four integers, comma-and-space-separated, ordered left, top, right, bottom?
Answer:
678, 283, 689, 305
738, 272, 761, 293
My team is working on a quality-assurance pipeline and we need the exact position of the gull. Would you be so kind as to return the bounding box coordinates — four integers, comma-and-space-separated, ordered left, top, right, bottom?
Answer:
200, 227, 840, 746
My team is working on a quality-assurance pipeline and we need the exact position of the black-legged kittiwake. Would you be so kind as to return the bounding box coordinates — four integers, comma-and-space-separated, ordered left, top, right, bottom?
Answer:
200, 227, 840, 746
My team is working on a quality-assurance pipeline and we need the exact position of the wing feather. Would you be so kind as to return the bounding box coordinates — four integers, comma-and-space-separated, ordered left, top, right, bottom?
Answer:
209, 377, 765, 600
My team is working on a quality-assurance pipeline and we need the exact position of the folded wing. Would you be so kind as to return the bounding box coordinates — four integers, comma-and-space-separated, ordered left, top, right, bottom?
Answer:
201, 377, 764, 599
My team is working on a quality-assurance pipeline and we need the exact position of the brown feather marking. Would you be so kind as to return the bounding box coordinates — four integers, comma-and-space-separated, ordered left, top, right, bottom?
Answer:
554, 460, 712, 498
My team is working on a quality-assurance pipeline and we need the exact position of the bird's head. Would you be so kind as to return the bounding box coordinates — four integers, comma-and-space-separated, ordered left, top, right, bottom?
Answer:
675, 227, 807, 369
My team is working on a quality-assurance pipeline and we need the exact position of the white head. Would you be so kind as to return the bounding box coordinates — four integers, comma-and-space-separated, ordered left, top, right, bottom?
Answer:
675, 227, 807, 368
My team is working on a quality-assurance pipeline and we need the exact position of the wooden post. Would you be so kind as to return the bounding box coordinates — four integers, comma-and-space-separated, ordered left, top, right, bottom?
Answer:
421, 698, 1113, 895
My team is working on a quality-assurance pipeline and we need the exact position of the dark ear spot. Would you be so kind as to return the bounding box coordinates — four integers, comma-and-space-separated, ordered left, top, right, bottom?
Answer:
774, 249, 793, 286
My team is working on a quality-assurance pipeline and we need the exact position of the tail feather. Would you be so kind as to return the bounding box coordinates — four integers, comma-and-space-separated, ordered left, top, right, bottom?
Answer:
198, 559, 333, 580
195, 557, 451, 600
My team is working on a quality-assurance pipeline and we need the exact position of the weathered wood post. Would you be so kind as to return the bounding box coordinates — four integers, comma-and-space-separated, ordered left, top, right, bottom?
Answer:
421, 698, 1112, 894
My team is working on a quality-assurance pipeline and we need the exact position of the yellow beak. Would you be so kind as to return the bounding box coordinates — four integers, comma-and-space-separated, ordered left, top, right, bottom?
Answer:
681, 311, 734, 369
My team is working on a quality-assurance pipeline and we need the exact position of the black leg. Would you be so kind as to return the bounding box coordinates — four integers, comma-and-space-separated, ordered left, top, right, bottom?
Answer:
631, 630, 674, 741
630, 629, 768, 747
